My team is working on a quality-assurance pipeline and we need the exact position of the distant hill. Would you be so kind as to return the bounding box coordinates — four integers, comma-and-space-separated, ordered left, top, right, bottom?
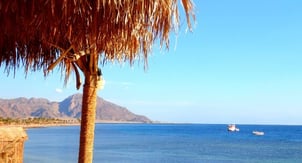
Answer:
0, 94, 152, 123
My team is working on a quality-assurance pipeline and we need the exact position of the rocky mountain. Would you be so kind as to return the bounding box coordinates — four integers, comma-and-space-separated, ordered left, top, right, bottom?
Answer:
0, 94, 152, 123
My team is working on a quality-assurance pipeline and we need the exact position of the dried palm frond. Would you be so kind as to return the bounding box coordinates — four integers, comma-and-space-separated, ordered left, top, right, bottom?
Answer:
0, 0, 195, 81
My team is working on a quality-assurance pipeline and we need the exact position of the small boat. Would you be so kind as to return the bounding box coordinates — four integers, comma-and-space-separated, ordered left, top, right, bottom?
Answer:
252, 131, 264, 136
228, 124, 239, 132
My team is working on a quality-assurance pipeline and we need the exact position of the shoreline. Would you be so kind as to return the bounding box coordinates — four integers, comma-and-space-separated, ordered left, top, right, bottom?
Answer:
3, 123, 80, 129
3, 120, 153, 129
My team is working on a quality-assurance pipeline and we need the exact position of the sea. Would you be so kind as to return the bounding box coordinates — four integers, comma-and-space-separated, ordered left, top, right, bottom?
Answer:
24, 124, 302, 163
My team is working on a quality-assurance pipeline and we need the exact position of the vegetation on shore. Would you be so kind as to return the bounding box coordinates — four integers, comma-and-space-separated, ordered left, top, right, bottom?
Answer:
0, 117, 79, 126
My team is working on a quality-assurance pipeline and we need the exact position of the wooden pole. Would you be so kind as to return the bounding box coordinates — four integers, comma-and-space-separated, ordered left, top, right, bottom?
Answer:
78, 73, 98, 163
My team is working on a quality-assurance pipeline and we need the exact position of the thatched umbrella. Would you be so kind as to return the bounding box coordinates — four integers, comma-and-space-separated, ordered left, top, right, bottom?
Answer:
0, 0, 195, 162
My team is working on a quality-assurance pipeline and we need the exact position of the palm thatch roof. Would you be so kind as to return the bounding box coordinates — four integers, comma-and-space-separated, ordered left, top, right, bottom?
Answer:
0, 0, 194, 79
0, 126, 27, 142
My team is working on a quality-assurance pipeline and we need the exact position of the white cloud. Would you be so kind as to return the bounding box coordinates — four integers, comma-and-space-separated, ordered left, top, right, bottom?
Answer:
55, 88, 63, 93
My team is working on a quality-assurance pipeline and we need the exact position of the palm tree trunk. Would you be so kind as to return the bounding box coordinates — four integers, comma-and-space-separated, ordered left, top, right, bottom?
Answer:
78, 73, 98, 163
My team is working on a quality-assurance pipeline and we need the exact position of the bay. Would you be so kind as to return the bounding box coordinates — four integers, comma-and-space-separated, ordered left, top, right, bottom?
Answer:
24, 124, 302, 163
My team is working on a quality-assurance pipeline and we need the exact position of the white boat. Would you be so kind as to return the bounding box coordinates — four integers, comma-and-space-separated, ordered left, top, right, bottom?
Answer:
228, 124, 239, 132
252, 131, 264, 136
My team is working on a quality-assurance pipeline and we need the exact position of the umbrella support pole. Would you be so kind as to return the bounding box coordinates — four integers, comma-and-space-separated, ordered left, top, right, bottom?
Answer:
78, 74, 98, 163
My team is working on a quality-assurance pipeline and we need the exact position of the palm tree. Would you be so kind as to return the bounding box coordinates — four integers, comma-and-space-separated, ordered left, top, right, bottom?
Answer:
0, 1, 195, 163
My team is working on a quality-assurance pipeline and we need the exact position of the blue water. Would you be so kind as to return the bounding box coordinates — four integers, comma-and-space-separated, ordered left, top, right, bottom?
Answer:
24, 124, 302, 163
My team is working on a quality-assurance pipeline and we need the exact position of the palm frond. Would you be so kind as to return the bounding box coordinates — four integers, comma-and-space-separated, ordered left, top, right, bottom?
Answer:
0, 0, 195, 81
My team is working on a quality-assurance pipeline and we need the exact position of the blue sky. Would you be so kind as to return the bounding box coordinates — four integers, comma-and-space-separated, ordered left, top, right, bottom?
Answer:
1, 0, 302, 124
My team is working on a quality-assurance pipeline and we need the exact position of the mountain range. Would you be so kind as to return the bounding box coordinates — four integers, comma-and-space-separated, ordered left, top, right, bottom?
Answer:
0, 94, 152, 123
